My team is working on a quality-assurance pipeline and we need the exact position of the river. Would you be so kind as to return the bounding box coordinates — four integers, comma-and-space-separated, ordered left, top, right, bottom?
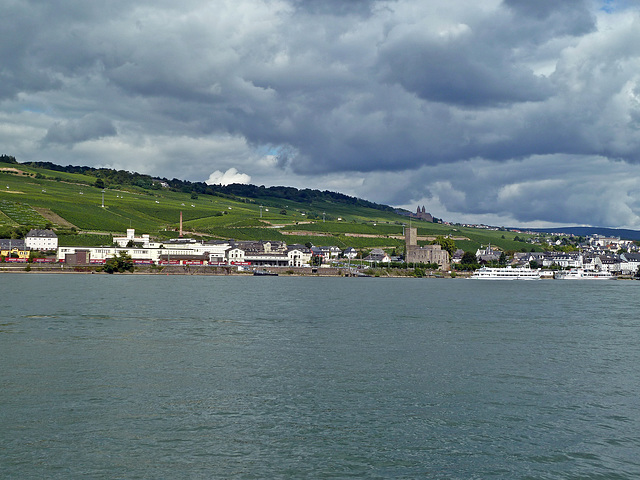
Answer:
1, 275, 639, 479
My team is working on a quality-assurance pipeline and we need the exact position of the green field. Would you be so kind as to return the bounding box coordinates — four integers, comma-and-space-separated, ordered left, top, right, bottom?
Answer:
0, 163, 541, 253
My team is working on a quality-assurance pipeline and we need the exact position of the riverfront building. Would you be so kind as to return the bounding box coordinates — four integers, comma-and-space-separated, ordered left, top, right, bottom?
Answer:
405, 227, 450, 269
0, 239, 30, 259
25, 229, 58, 251
57, 229, 313, 267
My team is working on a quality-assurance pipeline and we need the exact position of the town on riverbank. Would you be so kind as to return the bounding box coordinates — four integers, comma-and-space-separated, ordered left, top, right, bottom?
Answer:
3, 158, 640, 278
0, 226, 450, 277
2, 227, 640, 279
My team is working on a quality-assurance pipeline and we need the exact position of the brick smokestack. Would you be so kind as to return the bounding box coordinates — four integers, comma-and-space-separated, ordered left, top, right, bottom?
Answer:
179, 211, 183, 237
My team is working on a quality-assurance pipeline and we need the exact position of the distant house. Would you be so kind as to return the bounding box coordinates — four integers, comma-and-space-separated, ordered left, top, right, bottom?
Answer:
366, 248, 390, 263
587, 234, 631, 251
226, 241, 291, 266
512, 252, 547, 267
343, 247, 358, 259
230, 240, 287, 254
25, 229, 58, 251
542, 253, 583, 268
475, 245, 501, 263
0, 239, 30, 259
582, 254, 619, 272
287, 246, 312, 267
310, 246, 330, 261
620, 252, 640, 275
451, 249, 465, 264
226, 248, 245, 264
597, 255, 619, 273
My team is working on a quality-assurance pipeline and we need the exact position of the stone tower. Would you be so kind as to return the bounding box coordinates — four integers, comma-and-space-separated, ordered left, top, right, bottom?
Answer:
405, 226, 417, 248
404, 226, 450, 269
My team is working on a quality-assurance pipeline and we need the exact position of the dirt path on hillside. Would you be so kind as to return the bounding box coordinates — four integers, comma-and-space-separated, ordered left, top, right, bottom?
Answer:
33, 207, 77, 228
281, 231, 335, 237
346, 233, 469, 241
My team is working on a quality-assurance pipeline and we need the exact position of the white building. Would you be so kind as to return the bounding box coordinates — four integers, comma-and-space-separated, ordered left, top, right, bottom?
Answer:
542, 253, 583, 268
58, 246, 154, 263
57, 230, 315, 268
586, 255, 619, 273
367, 248, 391, 263
343, 247, 358, 259
587, 235, 633, 252
620, 253, 640, 275
288, 248, 312, 267
114, 229, 150, 247
243, 253, 290, 266
58, 235, 232, 265
225, 247, 246, 264
25, 229, 58, 251
475, 244, 501, 263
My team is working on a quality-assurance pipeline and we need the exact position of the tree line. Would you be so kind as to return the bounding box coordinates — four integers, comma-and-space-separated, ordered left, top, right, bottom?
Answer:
11, 157, 394, 212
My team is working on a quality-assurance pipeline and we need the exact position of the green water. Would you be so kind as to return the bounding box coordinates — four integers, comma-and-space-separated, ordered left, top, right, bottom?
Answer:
1, 275, 639, 479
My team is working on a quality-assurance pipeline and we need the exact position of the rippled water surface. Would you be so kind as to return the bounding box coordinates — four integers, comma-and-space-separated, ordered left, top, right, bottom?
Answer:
1, 274, 639, 479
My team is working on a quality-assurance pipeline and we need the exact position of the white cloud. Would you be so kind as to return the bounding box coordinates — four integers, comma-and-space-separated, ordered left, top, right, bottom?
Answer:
206, 168, 251, 186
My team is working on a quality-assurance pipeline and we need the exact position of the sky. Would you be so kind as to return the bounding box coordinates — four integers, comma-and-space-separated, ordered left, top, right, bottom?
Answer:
2, 0, 640, 228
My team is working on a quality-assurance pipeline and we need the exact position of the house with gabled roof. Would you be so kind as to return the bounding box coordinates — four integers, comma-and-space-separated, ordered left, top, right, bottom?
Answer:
592, 255, 619, 273
365, 248, 390, 263
620, 252, 640, 275
25, 229, 58, 251
475, 244, 501, 263
310, 246, 330, 261
0, 239, 30, 259
343, 247, 358, 259
542, 252, 583, 268
287, 245, 312, 267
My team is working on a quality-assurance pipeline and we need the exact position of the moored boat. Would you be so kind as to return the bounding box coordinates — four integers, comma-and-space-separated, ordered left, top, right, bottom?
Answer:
470, 266, 540, 280
554, 268, 615, 280
253, 269, 278, 276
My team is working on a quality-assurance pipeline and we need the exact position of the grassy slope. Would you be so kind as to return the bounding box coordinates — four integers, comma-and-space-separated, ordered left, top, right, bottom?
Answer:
0, 164, 539, 252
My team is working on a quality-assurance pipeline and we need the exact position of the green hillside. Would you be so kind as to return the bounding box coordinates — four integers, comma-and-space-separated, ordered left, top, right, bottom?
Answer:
0, 157, 541, 253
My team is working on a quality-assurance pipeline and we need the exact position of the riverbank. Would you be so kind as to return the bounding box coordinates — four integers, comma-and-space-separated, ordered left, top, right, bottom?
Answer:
0, 264, 469, 278
9, 264, 635, 279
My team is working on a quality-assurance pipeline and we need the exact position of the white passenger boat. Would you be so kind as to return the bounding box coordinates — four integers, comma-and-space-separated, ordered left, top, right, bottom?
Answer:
470, 266, 541, 280
554, 268, 615, 280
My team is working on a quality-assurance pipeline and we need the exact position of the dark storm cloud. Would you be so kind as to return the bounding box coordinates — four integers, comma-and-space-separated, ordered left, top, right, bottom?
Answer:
43, 115, 117, 145
3, 0, 640, 227
291, 0, 382, 15
0, 3, 61, 100
377, 35, 553, 106
504, 0, 594, 32
377, 0, 594, 107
